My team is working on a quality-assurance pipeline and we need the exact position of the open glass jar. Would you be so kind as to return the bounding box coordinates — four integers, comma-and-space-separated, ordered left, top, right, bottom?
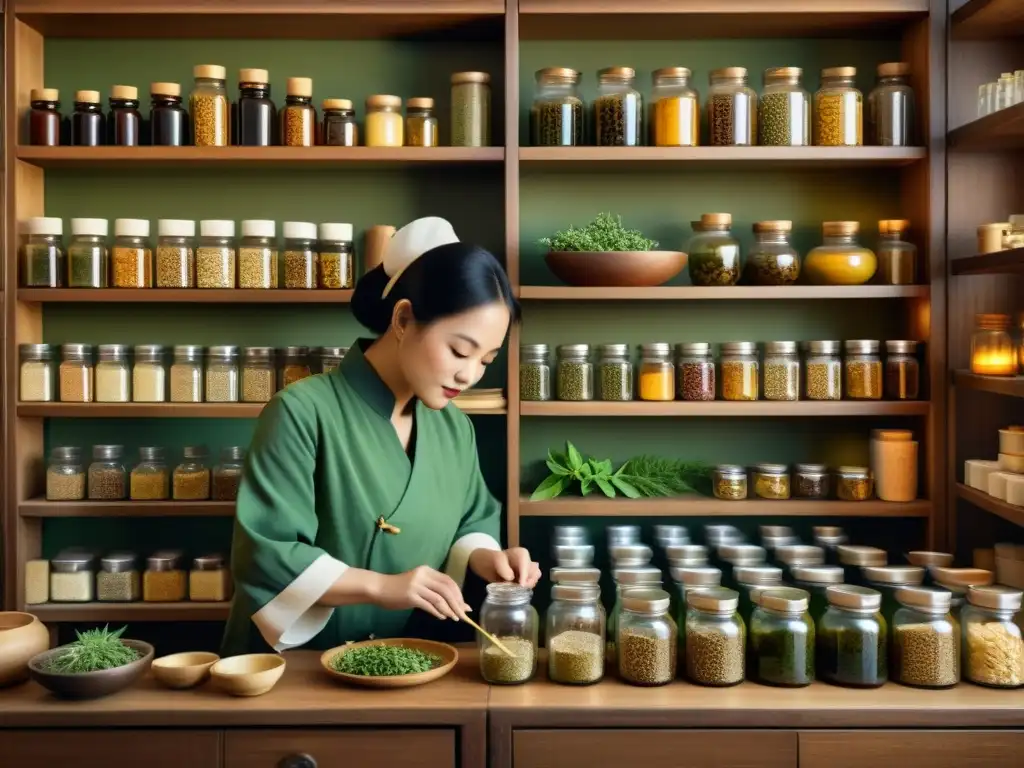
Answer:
547, 584, 606, 685
479, 583, 538, 685
745, 220, 800, 285
688, 213, 741, 286
530, 68, 583, 147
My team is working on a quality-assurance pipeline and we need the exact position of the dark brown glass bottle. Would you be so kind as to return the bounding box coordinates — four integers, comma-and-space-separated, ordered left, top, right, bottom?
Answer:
29, 88, 62, 146
107, 85, 141, 146
150, 82, 188, 146
71, 90, 104, 146
235, 68, 276, 146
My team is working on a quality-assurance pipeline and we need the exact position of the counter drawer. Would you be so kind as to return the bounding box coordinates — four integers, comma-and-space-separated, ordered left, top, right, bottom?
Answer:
0, 729, 220, 767
799, 731, 1024, 768
513, 729, 797, 768
223, 728, 455, 768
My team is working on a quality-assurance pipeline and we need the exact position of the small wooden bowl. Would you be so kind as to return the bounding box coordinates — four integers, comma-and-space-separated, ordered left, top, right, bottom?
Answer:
545, 250, 687, 287
320, 638, 458, 689
152, 651, 219, 690
210, 653, 286, 697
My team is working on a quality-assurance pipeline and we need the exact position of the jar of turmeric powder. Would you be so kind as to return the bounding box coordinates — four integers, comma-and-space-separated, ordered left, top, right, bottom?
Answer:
189, 554, 232, 602
651, 67, 698, 147
639, 343, 675, 401
144, 550, 187, 602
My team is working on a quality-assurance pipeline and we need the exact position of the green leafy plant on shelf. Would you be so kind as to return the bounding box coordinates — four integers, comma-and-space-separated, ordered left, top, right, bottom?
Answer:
531, 441, 712, 500
539, 212, 659, 252
43, 625, 141, 674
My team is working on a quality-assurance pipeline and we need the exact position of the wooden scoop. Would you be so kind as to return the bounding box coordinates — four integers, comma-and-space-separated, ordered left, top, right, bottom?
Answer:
460, 614, 517, 658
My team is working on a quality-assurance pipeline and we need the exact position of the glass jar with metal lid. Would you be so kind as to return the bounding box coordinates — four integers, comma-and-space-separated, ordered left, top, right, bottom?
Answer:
318, 223, 354, 290
95, 344, 131, 403
712, 464, 747, 501
876, 219, 917, 285
814, 526, 848, 564
791, 565, 845, 624
213, 446, 245, 501
707, 66, 757, 145
672, 565, 722, 639
844, 340, 882, 400
759, 67, 810, 146
617, 588, 677, 686
321, 99, 358, 147
638, 342, 674, 401
804, 340, 842, 400
907, 550, 953, 579
666, 544, 709, 568
283, 222, 317, 289
550, 566, 601, 587
720, 341, 758, 401
607, 524, 641, 546
241, 346, 276, 403
530, 68, 583, 147
651, 66, 699, 147
655, 524, 689, 548
609, 543, 653, 567
155, 218, 195, 288
551, 543, 594, 569
862, 565, 925, 627
962, 585, 1023, 689
746, 221, 800, 285
805, 222, 877, 286
190, 554, 233, 602
836, 545, 887, 585
205, 346, 239, 402
705, 524, 744, 548
556, 343, 593, 401
68, 217, 110, 288
685, 586, 745, 687
88, 444, 127, 500
47, 446, 85, 501
143, 550, 187, 602
130, 446, 169, 501
547, 584, 606, 685
169, 345, 203, 403
931, 567, 994, 619
836, 466, 873, 501
688, 213, 742, 287
520, 343, 551, 402
885, 339, 919, 400
596, 343, 633, 401
60, 343, 95, 403
774, 545, 825, 575
319, 346, 347, 374
279, 346, 312, 389
814, 66, 862, 146
173, 445, 210, 501
50, 552, 96, 602
818, 584, 887, 688
892, 586, 958, 688
451, 71, 490, 148
748, 586, 815, 687
405, 97, 438, 147
793, 463, 830, 499
761, 526, 799, 561
676, 342, 715, 401
762, 341, 799, 401
20, 343, 56, 402
752, 463, 790, 500
608, 565, 662, 659
718, 544, 767, 588
238, 219, 278, 289
97, 552, 141, 602
734, 565, 784, 626
867, 62, 914, 147
479, 583, 538, 685
554, 524, 588, 545
196, 219, 236, 289
594, 66, 642, 147
132, 344, 166, 402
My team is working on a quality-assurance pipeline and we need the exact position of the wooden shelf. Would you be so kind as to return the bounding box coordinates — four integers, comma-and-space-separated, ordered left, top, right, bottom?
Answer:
15, 146, 505, 170
17, 402, 504, 418
519, 285, 929, 301
948, 103, 1024, 151
953, 370, 1024, 398
29, 602, 232, 623
18, 288, 353, 304
19, 500, 235, 518
956, 483, 1024, 527
521, 496, 932, 518
950, 248, 1024, 276
521, 401, 929, 417
951, 0, 1024, 40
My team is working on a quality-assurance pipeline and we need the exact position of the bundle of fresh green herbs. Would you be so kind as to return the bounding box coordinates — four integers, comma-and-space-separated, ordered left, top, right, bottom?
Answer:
329, 645, 442, 677
531, 442, 712, 500
540, 212, 658, 252
43, 625, 140, 674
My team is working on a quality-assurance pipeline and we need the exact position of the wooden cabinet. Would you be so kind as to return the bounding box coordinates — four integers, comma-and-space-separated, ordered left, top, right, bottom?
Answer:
799, 731, 1024, 768
223, 728, 456, 768
0, 730, 221, 768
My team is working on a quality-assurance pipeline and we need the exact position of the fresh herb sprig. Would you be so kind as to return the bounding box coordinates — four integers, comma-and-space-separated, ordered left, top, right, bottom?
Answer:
329, 645, 442, 677
43, 625, 141, 674
531, 442, 712, 500
540, 212, 659, 253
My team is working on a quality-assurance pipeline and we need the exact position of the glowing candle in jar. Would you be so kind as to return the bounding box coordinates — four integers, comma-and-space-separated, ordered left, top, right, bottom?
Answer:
971, 313, 1017, 376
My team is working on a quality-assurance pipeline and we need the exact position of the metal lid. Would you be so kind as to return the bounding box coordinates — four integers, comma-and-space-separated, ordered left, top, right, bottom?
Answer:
895, 585, 951, 613
556, 343, 590, 358
553, 524, 587, 539
735, 565, 783, 586
886, 340, 918, 355
844, 339, 880, 355
757, 586, 809, 614
764, 341, 798, 356
520, 343, 549, 359
821, 66, 857, 78
652, 66, 692, 81
760, 525, 794, 539
665, 543, 707, 562
862, 565, 925, 585
806, 340, 841, 355
100, 552, 138, 573
966, 585, 1023, 612
614, 566, 663, 585
762, 534, 799, 551
173, 345, 204, 362
930, 567, 994, 590
19, 343, 54, 361
906, 551, 954, 568
718, 543, 767, 564
61, 343, 94, 360
791, 565, 844, 585
182, 445, 208, 459
675, 342, 711, 356
670, 566, 721, 587
826, 584, 881, 612
281, 346, 311, 357
92, 444, 124, 461
138, 446, 165, 462
319, 347, 348, 359
207, 345, 239, 359
609, 543, 652, 562
640, 342, 671, 358
52, 553, 95, 573
220, 446, 245, 462
715, 464, 746, 477
243, 346, 274, 361
837, 465, 870, 478
621, 587, 671, 614
754, 463, 788, 475
550, 566, 600, 585
551, 584, 601, 602
598, 65, 636, 82
775, 545, 826, 567
597, 342, 629, 357
49, 446, 82, 462
813, 526, 848, 546
147, 550, 184, 571
687, 586, 739, 614
552, 543, 594, 566
720, 341, 756, 356
192, 554, 226, 571
95, 344, 129, 362
837, 545, 886, 566
485, 582, 532, 605
654, 524, 688, 542
794, 463, 828, 474
535, 67, 580, 84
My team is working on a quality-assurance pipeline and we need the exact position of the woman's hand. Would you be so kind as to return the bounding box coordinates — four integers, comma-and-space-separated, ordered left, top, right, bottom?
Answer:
469, 547, 541, 588
369, 566, 471, 621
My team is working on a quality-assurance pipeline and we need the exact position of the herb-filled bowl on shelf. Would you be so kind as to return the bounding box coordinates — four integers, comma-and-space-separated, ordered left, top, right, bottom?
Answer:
28, 627, 153, 700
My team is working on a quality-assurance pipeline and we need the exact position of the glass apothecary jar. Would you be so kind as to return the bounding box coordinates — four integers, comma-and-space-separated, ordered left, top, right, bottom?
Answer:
745, 220, 800, 285
971, 313, 1016, 376
155, 219, 195, 288
651, 66, 698, 147
759, 66, 810, 146
197, 219, 236, 289
804, 340, 842, 400
734, 565, 783, 627
836, 466, 873, 501
596, 343, 633, 402
405, 97, 438, 147
213, 446, 245, 501
762, 341, 799, 401
892, 586, 959, 688
281, 77, 316, 147
594, 66, 642, 146
21, 216, 64, 288
170, 345, 203, 403
72, 89, 103, 146
95, 344, 130, 403
720, 341, 758, 401
318, 222, 354, 289
47, 446, 85, 501
68, 217, 109, 288
886, 340, 920, 400
688, 213, 742, 286
707, 67, 757, 146
530, 68, 583, 147
862, 565, 925, 627
794, 463, 830, 499
112, 218, 152, 288
132, 344, 166, 403
719, 544, 768, 588
753, 463, 790, 500
280, 346, 312, 389
638, 342, 674, 401
805, 221, 877, 285
845, 339, 883, 400
836, 545, 887, 586
617, 588, 676, 686
50, 552, 95, 603
242, 346, 277, 403
236, 68, 275, 147
321, 99, 357, 147
791, 565, 845, 625
283, 221, 317, 289
818, 585, 887, 688
190, 554, 233, 602
479, 583, 538, 685
144, 551, 187, 602
672, 566, 721, 638
320, 346, 346, 374
520, 343, 552, 402
60, 343, 94, 403
89, 444, 127, 500
685, 587, 745, 687
608, 567, 662, 659
774, 545, 826, 576
107, 85, 141, 146
149, 82, 187, 147
676, 342, 715, 401
556, 343, 593, 401
238, 219, 277, 289
29, 88, 62, 146
962, 585, 1023, 689
205, 345, 239, 402
876, 219, 917, 285
748, 587, 815, 687
174, 445, 211, 501
451, 71, 491, 148
190, 65, 229, 147
547, 584, 606, 685
20, 343, 56, 402
867, 62, 914, 147
815, 527, 849, 565
97, 553, 140, 602
130, 446, 169, 501
366, 94, 404, 148
814, 66, 862, 146
713, 464, 747, 501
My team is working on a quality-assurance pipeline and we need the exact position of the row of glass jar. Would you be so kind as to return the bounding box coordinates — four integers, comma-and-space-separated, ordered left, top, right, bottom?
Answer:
976, 70, 1024, 120
20, 217, 355, 290
28, 69, 491, 148
19, 343, 345, 404
46, 444, 244, 502
522, 339, 920, 402
25, 550, 232, 604
530, 63, 914, 148
713, 463, 877, 502
687, 214, 916, 287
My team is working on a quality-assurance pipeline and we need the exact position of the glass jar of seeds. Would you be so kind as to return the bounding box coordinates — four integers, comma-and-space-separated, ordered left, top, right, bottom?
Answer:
596, 343, 633, 401
112, 218, 152, 288
20, 216, 64, 287
868, 62, 915, 146
885, 339, 920, 400
608, 566, 662, 660
836, 466, 873, 501
594, 66, 642, 147
818, 584, 887, 688
892, 586, 958, 688
762, 341, 799, 401
132, 344, 166, 402
748, 587, 814, 687
844, 339, 882, 400
319, 347, 347, 374
318, 223, 354, 289
804, 340, 842, 400
130, 446, 169, 500
547, 584, 606, 685
191, 65, 229, 147
479, 583, 538, 685
877, 219, 917, 285
688, 213, 742, 286
862, 565, 926, 628
97, 553, 141, 602
282, 77, 316, 147
451, 71, 491, 148
759, 66, 810, 146
283, 221, 317, 289
20, 343, 57, 402
962, 585, 1023, 689
713, 464, 748, 500
651, 66, 699, 147
530, 68, 584, 147
205, 346, 239, 402
47, 446, 85, 501
791, 565, 845, 625
242, 346, 276, 402
155, 219, 195, 288
50, 552, 96, 602
753, 463, 790, 500
321, 99, 358, 147
745, 221, 800, 285
638, 342, 674, 401
556, 343, 593, 401
617, 588, 677, 686
707, 67, 757, 146
60, 343, 95, 403
67, 217, 109, 288
213, 446, 245, 501
814, 66, 863, 146
685, 587, 745, 687
238, 219, 278, 289
676, 342, 715, 401
197, 219, 236, 289
174, 445, 211, 500
405, 97, 439, 147
190, 554, 233, 602
793, 463, 830, 499
720, 341, 758, 401
520, 343, 552, 402
144, 550, 188, 602
89, 444, 127, 500
170, 345, 203, 403
280, 346, 312, 389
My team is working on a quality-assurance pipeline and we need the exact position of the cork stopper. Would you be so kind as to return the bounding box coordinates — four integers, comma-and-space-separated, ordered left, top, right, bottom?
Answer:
451, 71, 490, 85
701, 213, 732, 228
150, 82, 181, 97
239, 68, 269, 84
287, 77, 313, 97
879, 219, 910, 234
710, 67, 747, 80
366, 94, 401, 109
407, 97, 434, 109
822, 66, 857, 79
194, 64, 226, 80
976, 313, 1010, 331
822, 221, 859, 236
598, 66, 636, 82
652, 67, 692, 81
31, 88, 60, 102
754, 220, 792, 233
322, 98, 353, 110
878, 62, 910, 77
536, 67, 580, 84
765, 67, 802, 81
110, 85, 138, 100
75, 90, 100, 104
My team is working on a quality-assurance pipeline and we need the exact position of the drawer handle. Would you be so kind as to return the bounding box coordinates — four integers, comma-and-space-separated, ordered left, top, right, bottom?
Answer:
279, 754, 317, 768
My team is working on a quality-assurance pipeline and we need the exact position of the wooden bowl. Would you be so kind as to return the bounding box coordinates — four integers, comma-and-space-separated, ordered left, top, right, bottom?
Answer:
320, 638, 458, 689
151, 651, 220, 690
210, 653, 286, 697
545, 250, 687, 287
28, 639, 154, 700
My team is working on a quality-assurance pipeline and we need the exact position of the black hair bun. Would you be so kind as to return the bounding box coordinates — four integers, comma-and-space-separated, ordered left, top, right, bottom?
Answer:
350, 264, 394, 334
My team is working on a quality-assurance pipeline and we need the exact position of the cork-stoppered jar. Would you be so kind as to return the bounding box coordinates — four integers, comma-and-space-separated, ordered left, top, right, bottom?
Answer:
197, 219, 236, 289
520, 343, 552, 402
814, 66, 862, 146
68, 217, 109, 288
366, 95, 403, 147
282, 77, 316, 147
479, 583, 538, 685
321, 99, 357, 146
29, 88, 62, 146
451, 71, 491, 147
20, 343, 56, 402
745, 220, 800, 285
156, 219, 196, 288
149, 82, 187, 146
406, 97, 439, 147
107, 85, 141, 146
867, 62, 915, 147
238, 219, 278, 289
236, 68, 276, 146
651, 67, 699, 147
804, 221, 877, 285
759, 67, 810, 146
21, 216, 64, 288
111, 218, 152, 288
707, 67, 757, 146
688, 213, 742, 287
71, 90, 103, 146
530, 68, 583, 147
594, 66, 642, 147
191, 65, 229, 147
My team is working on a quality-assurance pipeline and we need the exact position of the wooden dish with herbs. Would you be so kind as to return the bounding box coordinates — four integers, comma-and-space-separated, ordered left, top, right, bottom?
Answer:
320, 638, 458, 689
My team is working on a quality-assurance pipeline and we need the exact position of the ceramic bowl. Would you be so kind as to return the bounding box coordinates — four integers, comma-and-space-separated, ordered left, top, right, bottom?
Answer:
28, 639, 154, 699
0, 612, 50, 687
320, 638, 458, 689
545, 250, 687, 287
210, 653, 286, 697
151, 651, 220, 690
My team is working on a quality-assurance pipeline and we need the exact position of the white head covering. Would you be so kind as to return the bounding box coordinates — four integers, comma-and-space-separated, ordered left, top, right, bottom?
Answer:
381, 216, 460, 298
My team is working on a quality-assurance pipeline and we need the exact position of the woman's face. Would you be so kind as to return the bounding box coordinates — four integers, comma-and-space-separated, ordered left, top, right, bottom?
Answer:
396, 300, 511, 410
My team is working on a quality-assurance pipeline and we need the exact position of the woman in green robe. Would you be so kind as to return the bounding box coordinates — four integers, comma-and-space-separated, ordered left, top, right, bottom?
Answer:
223, 217, 539, 655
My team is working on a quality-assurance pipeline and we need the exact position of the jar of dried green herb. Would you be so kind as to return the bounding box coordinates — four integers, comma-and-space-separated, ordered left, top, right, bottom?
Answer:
67, 218, 109, 288
594, 66, 642, 147
817, 584, 887, 687
174, 446, 210, 500
520, 343, 551, 401
213, 446, 245, 501
20, 216, 64, 288
746, 221, 800, 285
734, 565, 783, 627
748, 587, 815, 687
759, 67, 810, 146
596, 343, 633, 401
793, 462, 830, 499
791, 565, 845, 625
130, 446, 169, 500
97, 552, 141, 602
144, 551, 187, 602
88, 444, 127, 500
530, 68, 584, 146
556, 344, 593, 401
47, 446, 85, 501
688, 213, 742, 286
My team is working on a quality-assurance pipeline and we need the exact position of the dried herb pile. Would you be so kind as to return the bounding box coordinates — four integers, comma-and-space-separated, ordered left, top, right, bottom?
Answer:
540, 213, 658, 252
43, 625, 141, 674
329, 645, 442, 676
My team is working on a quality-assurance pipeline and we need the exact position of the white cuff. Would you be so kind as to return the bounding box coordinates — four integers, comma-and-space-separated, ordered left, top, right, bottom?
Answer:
252, 553, 348, 651
445, 532, 502, 588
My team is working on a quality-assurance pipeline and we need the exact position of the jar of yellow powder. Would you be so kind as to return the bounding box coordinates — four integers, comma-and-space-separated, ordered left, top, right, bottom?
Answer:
190, 554, 233, 602
365, 94, 403, 147
651, 67, 698, 147
143, 550, 187, 602
638, 342, 675, 401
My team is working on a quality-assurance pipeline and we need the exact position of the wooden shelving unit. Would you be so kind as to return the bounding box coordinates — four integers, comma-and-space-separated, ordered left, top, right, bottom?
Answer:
519, 285, 929, 301
19, 500, 235, 518
953, 370, 1024, 398
955, 483, 1024, 528
18, 288, 354, 303
30, 602, 232, 623
16, 402, 505, 418
951, 0, 1024, 40
521, 401, 930, 418
947, 102, 1024, 152
521, 496, 932, 518
950, 248, 1024, 276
